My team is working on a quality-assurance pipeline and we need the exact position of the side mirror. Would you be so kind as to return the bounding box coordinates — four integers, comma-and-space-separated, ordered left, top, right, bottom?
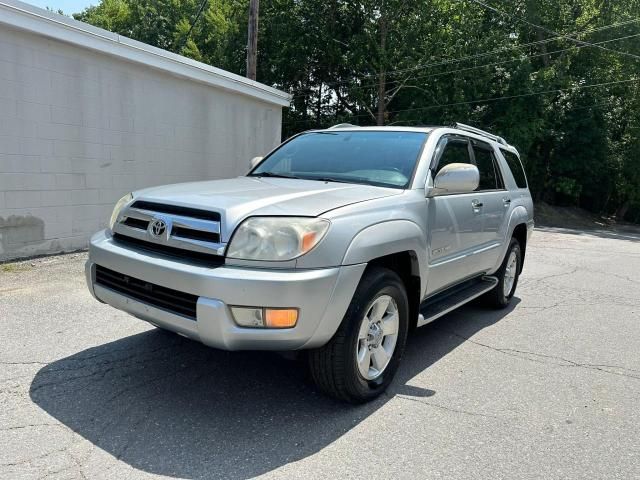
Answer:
428, 163, 479, 196
250, 156, 263, 169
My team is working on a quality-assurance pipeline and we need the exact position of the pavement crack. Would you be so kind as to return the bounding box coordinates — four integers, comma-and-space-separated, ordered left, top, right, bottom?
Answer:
526, 267, 579, 288
0, 361, 50, 366
1, 423, 63, 432
0, 343, 176, 369
0, 443, 71, 468
437, 327, 640, 381
395, 394, 505, 420
29, 344, 182, 397
529, 244, 640, 257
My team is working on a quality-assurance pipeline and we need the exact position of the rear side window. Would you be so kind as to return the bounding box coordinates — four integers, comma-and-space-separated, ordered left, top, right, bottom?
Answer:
501, 149, 528, 188
472, 142, 504, 191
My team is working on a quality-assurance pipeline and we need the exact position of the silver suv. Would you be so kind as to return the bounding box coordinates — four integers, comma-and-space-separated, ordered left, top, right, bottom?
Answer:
86, 123, 534, 403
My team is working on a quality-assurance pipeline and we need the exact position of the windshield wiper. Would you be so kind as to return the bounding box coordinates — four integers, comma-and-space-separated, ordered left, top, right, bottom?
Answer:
252, 172, 355, 184
251, 172, 302, 180
308, 177, 354, 184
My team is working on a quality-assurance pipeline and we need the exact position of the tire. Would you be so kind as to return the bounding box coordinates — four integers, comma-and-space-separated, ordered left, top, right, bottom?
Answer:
482, 237, 522, 308
307, 267, 409, 403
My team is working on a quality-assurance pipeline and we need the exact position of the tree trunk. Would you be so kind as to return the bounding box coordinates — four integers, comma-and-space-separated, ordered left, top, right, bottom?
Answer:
376, 13, 387, 126
316, 82, 323, 126
536, 30, 550, 67
246, 0, 259, 80
616, 200, 630, 220
526, 0, 550, 67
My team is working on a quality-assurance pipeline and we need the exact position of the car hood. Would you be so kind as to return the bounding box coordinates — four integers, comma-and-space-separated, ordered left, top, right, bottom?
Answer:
134, 176, 402, 241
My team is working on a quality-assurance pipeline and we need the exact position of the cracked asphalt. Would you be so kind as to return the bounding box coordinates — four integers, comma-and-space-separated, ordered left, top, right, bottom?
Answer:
1, 227, 639, 479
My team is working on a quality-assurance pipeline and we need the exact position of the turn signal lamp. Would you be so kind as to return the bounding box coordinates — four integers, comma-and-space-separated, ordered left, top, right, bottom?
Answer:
231, 307, 298, 329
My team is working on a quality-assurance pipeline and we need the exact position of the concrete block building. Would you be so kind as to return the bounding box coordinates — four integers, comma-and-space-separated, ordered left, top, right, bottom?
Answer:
0, 0, 290, 260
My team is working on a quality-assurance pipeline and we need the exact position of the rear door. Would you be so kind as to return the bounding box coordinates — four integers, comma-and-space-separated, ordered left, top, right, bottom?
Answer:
470, 139, 510, 271
426, 135, 485, 294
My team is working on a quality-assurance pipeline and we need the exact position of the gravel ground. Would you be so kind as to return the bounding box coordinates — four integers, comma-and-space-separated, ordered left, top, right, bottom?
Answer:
1, 228, 639, 480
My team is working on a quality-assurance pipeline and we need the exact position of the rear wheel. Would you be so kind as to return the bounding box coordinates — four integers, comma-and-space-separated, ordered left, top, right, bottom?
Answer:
482, 237, 522, 308
307, 267, 409, 403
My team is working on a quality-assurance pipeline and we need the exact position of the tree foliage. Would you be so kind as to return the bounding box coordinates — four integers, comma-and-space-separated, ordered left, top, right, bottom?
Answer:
74, 0, 640, 222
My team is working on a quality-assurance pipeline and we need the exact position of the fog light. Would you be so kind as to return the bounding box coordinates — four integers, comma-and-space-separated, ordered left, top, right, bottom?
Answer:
231, 307, 263, 328
231, 307, 298, 329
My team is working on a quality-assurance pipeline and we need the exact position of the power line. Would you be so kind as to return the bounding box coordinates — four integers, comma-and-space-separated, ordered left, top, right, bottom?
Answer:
292, 32, 640, 100
466, 0, 640, 61
176, 0, 209, 51
286, 77, 639, 124
374, 17, 640, 79
386, 78, 640, 115
290, 17, 640, 96
363, 32, 640, 91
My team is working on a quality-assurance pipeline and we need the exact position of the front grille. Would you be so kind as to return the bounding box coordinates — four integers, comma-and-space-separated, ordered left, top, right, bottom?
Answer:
95, 265, 198, 319
113, 234, 224, 267
115, 201, 224, 266
171, 226, 220, 243
123, 217, 149, 230
131, 201, 221, 222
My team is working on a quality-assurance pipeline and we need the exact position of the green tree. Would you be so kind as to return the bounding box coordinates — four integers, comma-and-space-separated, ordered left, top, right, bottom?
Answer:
73, 0, 640, 221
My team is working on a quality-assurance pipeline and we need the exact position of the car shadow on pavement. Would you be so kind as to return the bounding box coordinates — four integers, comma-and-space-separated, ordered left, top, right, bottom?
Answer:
30, 299, 519, 479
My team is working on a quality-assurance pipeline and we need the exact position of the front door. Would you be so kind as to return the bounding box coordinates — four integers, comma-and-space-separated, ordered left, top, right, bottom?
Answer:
426, 135, 485, 295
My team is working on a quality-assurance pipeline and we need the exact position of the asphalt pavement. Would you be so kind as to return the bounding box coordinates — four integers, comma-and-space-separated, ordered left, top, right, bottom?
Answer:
1, 228, 639, 479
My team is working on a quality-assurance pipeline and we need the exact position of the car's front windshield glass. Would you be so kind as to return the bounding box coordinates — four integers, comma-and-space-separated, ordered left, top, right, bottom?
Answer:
249, 130, 428, 189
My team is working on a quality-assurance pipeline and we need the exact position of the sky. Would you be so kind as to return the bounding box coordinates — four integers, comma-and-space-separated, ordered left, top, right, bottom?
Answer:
24, 0, 95, 15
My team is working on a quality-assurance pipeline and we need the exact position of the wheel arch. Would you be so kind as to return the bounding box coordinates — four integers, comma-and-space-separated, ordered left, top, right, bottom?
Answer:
511, 223, 528, 272
365, 251, 422, 331
500, 206, 530, 273
342, 220, 426, 332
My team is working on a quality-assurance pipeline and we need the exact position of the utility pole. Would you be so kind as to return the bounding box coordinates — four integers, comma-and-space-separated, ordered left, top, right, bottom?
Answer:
376, 13, 387, 126
246, 0, 259, 81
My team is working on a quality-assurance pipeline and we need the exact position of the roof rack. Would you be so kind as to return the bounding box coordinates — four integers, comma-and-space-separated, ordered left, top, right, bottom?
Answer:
328, 123, 359, 129
452, 122, 508, 146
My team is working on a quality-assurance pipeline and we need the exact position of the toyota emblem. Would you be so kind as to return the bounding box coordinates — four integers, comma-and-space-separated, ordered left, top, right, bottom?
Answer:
149, 218, 167, 237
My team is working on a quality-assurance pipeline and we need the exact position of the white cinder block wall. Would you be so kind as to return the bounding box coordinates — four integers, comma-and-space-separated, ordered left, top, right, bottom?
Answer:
0, 0, 289, 261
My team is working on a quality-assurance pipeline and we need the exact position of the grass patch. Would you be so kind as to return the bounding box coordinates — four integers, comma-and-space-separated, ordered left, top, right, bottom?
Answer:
1, 263, 30, 273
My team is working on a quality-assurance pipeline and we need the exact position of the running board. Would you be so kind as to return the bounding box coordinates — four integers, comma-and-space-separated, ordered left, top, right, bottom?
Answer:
417, 276, 498, 327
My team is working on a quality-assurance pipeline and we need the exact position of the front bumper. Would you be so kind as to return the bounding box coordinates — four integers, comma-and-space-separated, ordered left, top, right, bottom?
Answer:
86, 231, 366, 351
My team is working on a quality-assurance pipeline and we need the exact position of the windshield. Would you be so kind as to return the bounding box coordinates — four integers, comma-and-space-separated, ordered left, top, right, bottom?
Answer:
250, 131, 428, 189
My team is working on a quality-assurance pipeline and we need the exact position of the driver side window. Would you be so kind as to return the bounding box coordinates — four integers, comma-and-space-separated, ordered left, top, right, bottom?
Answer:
435, 138, 472, 173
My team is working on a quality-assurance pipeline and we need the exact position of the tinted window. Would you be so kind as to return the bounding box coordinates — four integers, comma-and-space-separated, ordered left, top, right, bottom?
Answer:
473, 144, 503, 190
251, 131, 428, 189
436, 138, 471, 173
501, 149, 528, 188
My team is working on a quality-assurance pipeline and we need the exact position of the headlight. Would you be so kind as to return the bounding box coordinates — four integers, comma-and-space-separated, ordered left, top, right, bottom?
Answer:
227, 217, 330, 261
109, 193, 133, 230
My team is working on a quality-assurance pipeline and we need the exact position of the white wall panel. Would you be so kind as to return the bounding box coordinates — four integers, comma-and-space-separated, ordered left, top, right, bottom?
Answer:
0, 20, 284, 260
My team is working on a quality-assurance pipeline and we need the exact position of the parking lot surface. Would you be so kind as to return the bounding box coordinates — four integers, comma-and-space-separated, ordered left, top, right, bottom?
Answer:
1, 228, 639, 479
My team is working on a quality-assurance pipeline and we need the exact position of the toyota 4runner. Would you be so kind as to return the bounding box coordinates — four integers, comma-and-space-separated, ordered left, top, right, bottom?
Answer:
86, 123, 534, 403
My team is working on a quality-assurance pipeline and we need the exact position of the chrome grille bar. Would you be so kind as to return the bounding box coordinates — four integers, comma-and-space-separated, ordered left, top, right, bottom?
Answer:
113, 201, 226, 258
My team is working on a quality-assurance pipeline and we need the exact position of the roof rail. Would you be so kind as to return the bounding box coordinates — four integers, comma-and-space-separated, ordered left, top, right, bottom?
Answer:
452, 122, 508, 146
328, 123, 359, 129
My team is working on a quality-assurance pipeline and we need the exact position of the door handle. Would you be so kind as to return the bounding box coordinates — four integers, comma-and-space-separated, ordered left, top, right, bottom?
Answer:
503, 197, 512, 207
471, 200, 483, 209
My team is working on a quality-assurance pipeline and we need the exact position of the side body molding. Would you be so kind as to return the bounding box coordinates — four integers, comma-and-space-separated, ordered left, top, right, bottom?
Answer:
342, 220, 428, 297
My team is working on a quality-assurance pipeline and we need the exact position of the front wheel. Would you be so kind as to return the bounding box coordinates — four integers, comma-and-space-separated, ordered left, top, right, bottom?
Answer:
307, 267, 409, 403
